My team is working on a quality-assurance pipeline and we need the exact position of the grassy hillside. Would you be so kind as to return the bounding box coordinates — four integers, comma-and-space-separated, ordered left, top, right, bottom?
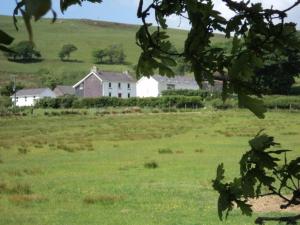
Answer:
0, 15, 227, 88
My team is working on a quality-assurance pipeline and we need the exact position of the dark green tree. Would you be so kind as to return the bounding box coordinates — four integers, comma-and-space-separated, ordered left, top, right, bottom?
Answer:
106, 44, 126, 64
93, 44, 126, 64
58, 44, 78, 61
0, 81, 24, 96
252, 49, 300, 95
92, 49, 107, 64
6, 41, 41, 62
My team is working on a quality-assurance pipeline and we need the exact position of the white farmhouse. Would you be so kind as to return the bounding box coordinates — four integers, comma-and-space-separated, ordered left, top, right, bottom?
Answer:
137, 75, 199, 97
137, 75, 223, 97
73, 66, 136, 98
11, 88, 56, 107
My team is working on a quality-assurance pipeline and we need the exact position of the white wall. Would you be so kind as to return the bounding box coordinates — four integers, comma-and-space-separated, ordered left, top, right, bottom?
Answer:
102, 81, 136, 98
13, 96, 40, 107
136, 77, 159, 97
12, 89, 56, 107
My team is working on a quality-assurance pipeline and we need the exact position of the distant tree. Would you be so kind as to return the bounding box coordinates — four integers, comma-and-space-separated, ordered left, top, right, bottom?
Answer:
59, 44, 78, 61
92, 49, 107, 64
0, 81, 24, 96
93, 44, 126, 64
41, 76, 60, 90
6, 41, 41, 62
252, 49, 300, 95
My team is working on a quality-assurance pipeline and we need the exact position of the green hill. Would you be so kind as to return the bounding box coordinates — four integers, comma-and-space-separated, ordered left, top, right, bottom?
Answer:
0, 15, 226, 88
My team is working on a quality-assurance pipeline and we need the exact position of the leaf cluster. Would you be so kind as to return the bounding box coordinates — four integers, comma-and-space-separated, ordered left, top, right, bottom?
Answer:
5, 41, 41, 62
136, 0, 300, 118
212, 131, 300, 224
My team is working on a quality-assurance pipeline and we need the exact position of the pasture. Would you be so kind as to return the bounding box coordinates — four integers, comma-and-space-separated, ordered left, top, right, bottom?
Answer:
0, 109, 299, 225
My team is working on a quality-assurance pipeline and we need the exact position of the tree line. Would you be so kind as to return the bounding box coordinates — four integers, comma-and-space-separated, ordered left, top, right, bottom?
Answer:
5, 41, 127, 65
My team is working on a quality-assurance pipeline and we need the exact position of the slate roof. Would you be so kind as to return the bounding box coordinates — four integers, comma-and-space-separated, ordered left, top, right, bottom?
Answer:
54, 85, 75, 96
14, 88, 51, 97
73, 70, 136, 88
96, 71, 136, 82
152, 75, 198, 85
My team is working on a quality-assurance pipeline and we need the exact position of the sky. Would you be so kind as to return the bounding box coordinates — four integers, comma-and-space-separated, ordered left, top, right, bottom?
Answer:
0, 0, 299, 30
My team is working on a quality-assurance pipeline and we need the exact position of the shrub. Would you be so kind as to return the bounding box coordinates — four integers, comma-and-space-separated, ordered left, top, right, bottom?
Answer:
211, 98, 237, 109
162, 89, 209, 97
263, 95, 300, 109
83, 194, 123, 204
9, 183, 32, 194
144, 161, 159, 169
9, 194, 48, 203
158, 148, 173, 154
18, 147, 29, 154
36, 96, 204, 109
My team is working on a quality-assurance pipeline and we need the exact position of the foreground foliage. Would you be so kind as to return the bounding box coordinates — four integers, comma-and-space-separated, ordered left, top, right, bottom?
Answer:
213, 132, 300, 224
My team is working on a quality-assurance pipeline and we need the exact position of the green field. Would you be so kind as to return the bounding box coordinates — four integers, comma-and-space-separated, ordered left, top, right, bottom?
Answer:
0, 15, 227, 87
0, 109, 299, 225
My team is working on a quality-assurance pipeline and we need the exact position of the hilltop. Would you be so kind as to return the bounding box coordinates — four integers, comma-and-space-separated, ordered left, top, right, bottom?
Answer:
0, 15, 227, 87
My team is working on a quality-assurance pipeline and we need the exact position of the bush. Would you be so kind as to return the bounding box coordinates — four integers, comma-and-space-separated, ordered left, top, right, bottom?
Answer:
144, 161, 159, 169
36, 96, 204, 109
0, 96, 12, 108
158, 148, 173, 154
211, 98, 237, 109
263, 95, 300, 109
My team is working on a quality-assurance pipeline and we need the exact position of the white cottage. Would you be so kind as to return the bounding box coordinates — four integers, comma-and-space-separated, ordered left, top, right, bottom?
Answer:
73, 67, 136, 98
136, 75, 223, 97
11, 88, 56, 107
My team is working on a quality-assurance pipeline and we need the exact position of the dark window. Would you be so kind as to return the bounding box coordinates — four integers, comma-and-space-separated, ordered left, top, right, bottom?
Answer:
118, 83, 121, 89
167, 84, 175, 90
109, 92, 112, 97
33, 96, 36, 99
118, 93, 122, 98
127, 83, 130, 89
79, 83, 84, 90
109, 82, 112, 88
25, 96, 27, 102
128, 93, 130, 98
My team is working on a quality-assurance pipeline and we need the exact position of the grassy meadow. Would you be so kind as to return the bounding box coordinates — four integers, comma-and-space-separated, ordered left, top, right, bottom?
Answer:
0, 109, 299, 225
0, 15, 227, 87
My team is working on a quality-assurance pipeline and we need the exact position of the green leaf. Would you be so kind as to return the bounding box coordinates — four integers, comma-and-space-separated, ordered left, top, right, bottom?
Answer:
236, 200, 253, 216
25, 0, 52, 21
0, 45, 14, 53
60, 0, 102, 13
0, 30, 14, 45
238, 94, 266, 119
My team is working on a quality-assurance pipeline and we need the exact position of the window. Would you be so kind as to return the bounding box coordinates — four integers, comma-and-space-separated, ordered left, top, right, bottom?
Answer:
118, 83, 121, 89
33, 96, 36, 99
109, 82, 112, 88
128, 93, 130, 98
79, 83, 84, 90
16, 97, 18, 102
167, 84, 175, 90
127, 83, 130, 89
118, 93, 122, 98
109, 92, 112, 97
25, 96, 27, 102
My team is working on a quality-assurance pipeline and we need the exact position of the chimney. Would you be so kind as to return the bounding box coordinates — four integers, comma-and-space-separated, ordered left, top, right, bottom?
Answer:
91, 65, 98, 73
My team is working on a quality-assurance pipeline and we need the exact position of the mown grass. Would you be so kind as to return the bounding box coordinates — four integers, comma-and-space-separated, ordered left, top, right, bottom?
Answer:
0, 109, 299, 225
